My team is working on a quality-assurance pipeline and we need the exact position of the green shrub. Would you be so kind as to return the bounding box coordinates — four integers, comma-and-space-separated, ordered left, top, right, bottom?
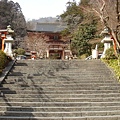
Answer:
79, 54, 89, 59
0, 69, 2, 75
14, 48, 25, 55
104, 47, 117, 60
0, 50, 7, 69
103, 59, 120, 80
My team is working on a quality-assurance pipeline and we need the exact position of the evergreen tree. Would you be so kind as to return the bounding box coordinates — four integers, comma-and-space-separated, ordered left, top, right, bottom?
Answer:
0, 0, 27, 37
71, 22, 96, 56
60, 0, 98, 57
60, 1, 83, 32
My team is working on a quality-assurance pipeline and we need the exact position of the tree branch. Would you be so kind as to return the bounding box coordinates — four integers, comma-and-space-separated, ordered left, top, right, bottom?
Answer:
92, 0, 109, 26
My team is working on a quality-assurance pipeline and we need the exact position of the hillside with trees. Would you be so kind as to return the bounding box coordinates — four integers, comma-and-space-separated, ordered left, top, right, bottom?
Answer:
26, 17, 58, 30
0, 0, 27, 49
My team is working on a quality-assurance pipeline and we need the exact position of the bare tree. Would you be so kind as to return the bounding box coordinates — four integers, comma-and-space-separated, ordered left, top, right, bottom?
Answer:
90, 0, 120, 49
24, 32, 49, 57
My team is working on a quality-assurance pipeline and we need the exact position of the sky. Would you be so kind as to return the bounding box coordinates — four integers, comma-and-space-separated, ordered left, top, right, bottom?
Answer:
11, 0, 80, 21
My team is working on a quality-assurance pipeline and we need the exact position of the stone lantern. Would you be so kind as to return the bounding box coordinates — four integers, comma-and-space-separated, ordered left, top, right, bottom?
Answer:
4, 25, 14, 57
101, 26, 113, 58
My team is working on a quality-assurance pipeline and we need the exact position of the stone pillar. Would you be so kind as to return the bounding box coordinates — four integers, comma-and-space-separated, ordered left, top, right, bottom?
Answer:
101, 35, 113, 58
46, 49, 49, 58
100, 26, 113, 58
92, 49, 98, 59
103, 42, 111, 54
0, 25, 14, 53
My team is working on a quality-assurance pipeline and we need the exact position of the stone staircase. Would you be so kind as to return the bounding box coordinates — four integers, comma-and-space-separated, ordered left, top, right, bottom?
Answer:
0, 59, 120, 120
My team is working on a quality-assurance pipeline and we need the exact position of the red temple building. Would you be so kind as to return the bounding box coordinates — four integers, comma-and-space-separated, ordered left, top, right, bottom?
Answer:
26, 23, 72, 59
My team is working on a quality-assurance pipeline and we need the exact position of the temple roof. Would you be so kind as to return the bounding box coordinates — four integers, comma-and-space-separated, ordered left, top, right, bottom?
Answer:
0, 29, 7, 32
35, 23, 67, 33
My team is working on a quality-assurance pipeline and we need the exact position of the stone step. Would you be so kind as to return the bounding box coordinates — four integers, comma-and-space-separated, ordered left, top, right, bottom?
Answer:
1, 89, 120, 94
1, 97, 120, 102
9, 68, 111, 71
4, 74, 111, 78
2, 85, 120, 91
0, 101, 120, 107
9, 66, 110, 71
4, 70, 115, 74
0, 115, 119, 120
2, 82, 120, 87
6, 69, 115, 73
9, 71, 112, 75
1, 86, 120, 90
3, 80, 118, 85
1, 106, 120, 112
8, 67, 112, 71
4, 80, 117, 85
4, 77, 117, 81
3, 93, 120, 98
0, 110, 120, 117
1, 88, 119, 92
8, 67, 115, 70
15, 60, 101, 66
5, 77, 116, 82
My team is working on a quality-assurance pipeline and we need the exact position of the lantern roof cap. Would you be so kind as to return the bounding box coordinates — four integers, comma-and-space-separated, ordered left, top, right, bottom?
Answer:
101, 26, 111, 35
7, 25, 14, 33
0, 25, 14, 33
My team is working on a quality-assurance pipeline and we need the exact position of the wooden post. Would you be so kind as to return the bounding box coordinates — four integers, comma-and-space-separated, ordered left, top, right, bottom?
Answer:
62, 47, 65, 60
1, 38, 4, 51
1, 32, 6, 51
